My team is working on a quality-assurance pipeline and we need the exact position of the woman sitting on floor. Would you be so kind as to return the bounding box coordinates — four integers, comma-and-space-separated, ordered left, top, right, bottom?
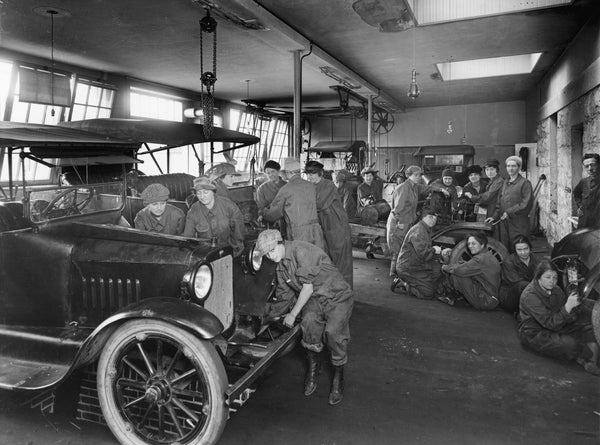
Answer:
440, 232, 501, 310
518, 260, 600, 375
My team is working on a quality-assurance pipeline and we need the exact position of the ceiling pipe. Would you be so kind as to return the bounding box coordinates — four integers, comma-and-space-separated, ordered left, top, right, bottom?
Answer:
235, 0, 404, 113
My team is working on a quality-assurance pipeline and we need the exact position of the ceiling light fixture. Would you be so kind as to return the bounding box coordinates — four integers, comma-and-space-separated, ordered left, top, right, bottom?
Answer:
446, 56, 453, 134
407, 29, 420, 100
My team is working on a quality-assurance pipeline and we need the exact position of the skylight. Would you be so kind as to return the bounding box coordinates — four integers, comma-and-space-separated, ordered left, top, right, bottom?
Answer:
405, 0, 573, 25
436, 53, 543, 81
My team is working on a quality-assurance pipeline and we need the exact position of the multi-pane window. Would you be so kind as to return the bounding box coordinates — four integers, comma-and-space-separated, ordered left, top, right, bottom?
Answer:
130, 87, 183, 122
229, 108, 289, 171
70, 80, 114, 120
0, 60, 13, 120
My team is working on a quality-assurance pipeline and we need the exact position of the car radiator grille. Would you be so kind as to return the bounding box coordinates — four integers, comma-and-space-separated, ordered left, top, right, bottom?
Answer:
203, 254, 234, 330
81, 277, 141, 313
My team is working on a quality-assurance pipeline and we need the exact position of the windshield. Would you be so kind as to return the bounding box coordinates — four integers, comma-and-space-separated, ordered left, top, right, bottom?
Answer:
28, 182, 125, 223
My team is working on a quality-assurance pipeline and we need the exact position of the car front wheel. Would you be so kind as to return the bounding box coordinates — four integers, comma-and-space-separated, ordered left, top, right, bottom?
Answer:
97, 320, 228, 445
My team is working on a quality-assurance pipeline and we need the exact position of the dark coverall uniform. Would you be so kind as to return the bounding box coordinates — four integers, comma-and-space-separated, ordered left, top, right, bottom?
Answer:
492, 175, 533, 249
183, 196, 245, 256
263, 174, 326, 250
469, 175, 504, 219
573, 175, 600, 229
213, 178, 230, 199
337, 183, 358, 222
387, 179, 437, 276
518, 280, 596, 361
461, 182, 484, 221
275, 240, 353, 366
314, 178, 354, 287
498, 252, 540, 313
395, 220, 442, 299
428, 178, 458, 226
256, 177, 287, 213
356, 182, 381, 215
444, 249, 501, 310
134, 204, 185, 235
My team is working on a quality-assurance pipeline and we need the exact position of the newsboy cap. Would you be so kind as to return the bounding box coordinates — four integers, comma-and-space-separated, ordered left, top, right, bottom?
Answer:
193, 176, 217, 191
141, 183, 170, 205
484, 159, 500, 169
360, 166, 378, 175
255, 229, 283, 256
441, 168, 454, 178
206, 163, 241, 179
304, 160, 324, 174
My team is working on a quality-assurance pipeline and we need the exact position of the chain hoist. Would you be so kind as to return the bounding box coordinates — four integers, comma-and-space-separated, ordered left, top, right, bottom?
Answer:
199, 9, 217, 139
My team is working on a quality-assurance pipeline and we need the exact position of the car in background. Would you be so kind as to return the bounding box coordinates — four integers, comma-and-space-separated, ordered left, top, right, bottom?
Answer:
0, 120, 298, 445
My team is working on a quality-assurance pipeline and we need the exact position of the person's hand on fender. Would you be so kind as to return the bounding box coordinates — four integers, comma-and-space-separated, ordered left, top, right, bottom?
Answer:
283, 312, 297, 328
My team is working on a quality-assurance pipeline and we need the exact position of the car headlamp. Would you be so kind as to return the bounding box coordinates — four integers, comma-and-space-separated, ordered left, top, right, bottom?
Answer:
193, 263, 213, 300
250, 245, 263, 272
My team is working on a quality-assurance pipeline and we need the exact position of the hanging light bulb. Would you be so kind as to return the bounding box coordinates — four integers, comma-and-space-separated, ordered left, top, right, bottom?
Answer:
407, 69, 420, 100
446, 120, 453, 134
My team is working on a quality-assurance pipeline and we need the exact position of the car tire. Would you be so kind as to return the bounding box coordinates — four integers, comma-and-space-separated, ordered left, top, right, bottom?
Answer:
97, 319, 228, 445
592, 300, 600, 346
449, 237, 509, 266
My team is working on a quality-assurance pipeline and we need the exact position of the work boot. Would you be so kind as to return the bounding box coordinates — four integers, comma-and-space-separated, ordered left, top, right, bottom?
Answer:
328, 365, 344, 405
304, 351, 320, 396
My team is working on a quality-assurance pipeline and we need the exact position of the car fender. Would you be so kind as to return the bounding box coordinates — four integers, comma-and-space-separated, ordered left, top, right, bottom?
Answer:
74, 297, 225, 369
583, 263, 600, 300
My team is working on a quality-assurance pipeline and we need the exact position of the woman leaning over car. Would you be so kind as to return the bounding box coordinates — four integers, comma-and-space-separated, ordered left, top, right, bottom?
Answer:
518, 260, 600, 375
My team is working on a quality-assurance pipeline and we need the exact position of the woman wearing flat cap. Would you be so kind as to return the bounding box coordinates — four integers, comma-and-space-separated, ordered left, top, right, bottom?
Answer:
464, 159, 504, 220
357, 166, 382, 215
205, 162, 242, 199
305, 160, 354, 287
486, 156, 533, 251
134, 183, 185, 235
254, 229, 353, 405
183, 176, 245, 256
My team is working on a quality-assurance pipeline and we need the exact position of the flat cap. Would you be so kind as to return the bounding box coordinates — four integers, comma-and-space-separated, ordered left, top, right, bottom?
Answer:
467, 164, 483, 176
282, 157, 302, 173
141, 183, 170, 205
206, 163, 241, 179
193, 176, 217, 191
255, 229, 283, 256
484, 159, 500, 168
361, 166, 378, 175
441, 168, 454, 178
304, 160, 324, 174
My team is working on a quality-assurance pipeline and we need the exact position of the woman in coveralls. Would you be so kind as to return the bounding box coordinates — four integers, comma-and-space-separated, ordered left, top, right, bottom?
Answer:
255, 229, 353, 405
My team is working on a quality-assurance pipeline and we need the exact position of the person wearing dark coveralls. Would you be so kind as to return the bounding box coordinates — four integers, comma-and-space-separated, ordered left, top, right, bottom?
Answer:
256, 160, 287, 213
461, 165, 486, 221
440, 233, 501, 310
518, 260, 600, 375
255, 229, 354, 405
486, 156, 533, 251
573, 153, 600, 229
428, 168, 458, 226
262, 158, 326, 250
356, 167, 382, 215
392, 207, 443, 299
183, 176, 246, 256
498, 235, 540, 313
387, 165, 442, 278
332, 169, 359, 222
206, 162, 241, 199
464, 159, 504, 220
305, 161, 354, 287
134, 183, 186, 235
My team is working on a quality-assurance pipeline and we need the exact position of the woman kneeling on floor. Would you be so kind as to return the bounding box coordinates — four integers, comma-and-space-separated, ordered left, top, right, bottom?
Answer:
440, 232, 501, 310
518, 260, 600, 375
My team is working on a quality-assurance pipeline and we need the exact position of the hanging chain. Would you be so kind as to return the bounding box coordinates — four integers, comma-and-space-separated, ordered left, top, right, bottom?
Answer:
199, 9, 217, 139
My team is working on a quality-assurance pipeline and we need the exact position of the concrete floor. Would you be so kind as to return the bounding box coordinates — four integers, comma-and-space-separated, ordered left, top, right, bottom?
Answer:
1, 246, 599, 445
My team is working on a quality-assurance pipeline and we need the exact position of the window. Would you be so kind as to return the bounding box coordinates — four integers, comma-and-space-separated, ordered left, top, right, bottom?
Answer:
229, 108, 289, 171
0, 152, 52, 183
130, 87, 183, 122
0, 59, 14, 120
70, 80, 115, 121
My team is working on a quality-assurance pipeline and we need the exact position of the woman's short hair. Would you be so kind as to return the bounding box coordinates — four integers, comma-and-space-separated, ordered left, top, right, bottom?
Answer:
512, 235, 532, 249
534, 259, 558, 279
468, 232, 488, 247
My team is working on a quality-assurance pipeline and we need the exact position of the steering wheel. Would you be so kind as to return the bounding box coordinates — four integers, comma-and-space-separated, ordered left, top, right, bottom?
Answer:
40, 188, 95, 219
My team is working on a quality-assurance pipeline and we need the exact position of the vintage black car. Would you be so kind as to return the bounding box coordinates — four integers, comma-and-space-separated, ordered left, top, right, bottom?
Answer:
550, 226, 600, 343
0, 120, 299, 445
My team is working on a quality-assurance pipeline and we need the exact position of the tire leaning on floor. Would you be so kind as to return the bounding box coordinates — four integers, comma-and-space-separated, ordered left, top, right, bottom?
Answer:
592, 300, 600, 346
97, 319, 228, 445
